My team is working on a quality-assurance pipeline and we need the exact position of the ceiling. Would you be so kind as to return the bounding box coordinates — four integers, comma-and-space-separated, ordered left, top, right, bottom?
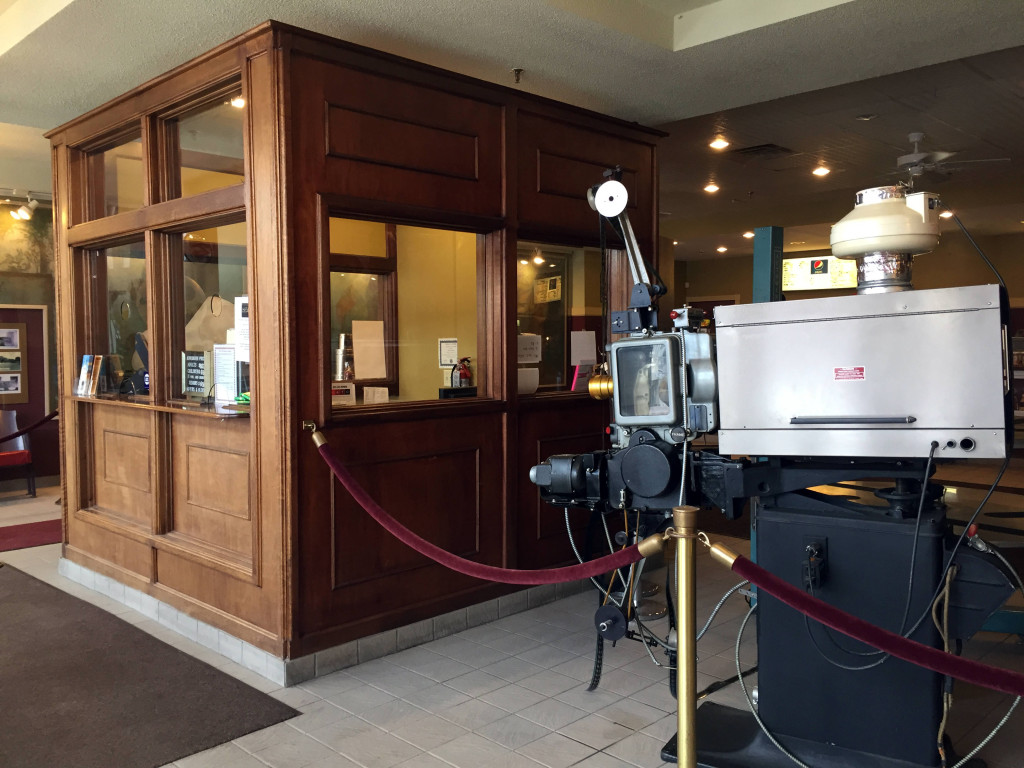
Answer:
1, 0, 1023, 260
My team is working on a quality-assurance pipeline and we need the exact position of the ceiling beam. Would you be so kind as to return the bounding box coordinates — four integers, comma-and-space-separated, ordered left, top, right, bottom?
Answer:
0, 0, 77, 58
672, 0, 855, 51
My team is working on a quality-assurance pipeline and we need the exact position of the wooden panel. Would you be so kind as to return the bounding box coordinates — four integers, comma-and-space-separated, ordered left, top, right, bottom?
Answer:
292, 54, 503, 218
516, 397, 608, 569
327, 106, 479, 181
153, 549, 280, 650
65, 521, 154, 579
91, 405, 153, 525
297, 411, 505, 645
170, 415, 252, 560
517, 111, 657, 251
333, 447, 480, 586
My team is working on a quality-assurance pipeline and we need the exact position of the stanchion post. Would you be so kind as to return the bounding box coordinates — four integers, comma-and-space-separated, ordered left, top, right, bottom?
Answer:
674, 505, 699, 768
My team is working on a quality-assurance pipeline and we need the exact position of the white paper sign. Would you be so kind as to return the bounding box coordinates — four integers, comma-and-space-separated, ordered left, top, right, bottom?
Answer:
234, 296, 250, 363
438, 338, 458, 368
363, 386, 389, 404
331, 381, 356, 406
213, 344, 236, 402
353, 320, 387, 379
570, 330, 597, 366
518, 333, 542, 364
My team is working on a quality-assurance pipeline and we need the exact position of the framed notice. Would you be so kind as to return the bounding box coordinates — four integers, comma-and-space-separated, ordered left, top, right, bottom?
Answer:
0, 321, 28, 404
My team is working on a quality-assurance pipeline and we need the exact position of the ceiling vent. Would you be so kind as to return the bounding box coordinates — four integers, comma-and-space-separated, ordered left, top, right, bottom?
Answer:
728, 143, 804, 171
729, 143, 794, 160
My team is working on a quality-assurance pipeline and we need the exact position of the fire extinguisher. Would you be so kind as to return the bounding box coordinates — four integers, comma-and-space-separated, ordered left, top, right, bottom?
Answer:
451, 357, 472, 387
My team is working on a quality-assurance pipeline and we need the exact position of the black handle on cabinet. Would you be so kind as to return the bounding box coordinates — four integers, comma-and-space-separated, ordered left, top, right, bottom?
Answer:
790, 416, 917, 425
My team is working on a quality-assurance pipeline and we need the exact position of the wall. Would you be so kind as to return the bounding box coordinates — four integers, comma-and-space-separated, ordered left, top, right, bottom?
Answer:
396, 226, 477, 400
683, 253, 753, 304
681, 232, 1024, 305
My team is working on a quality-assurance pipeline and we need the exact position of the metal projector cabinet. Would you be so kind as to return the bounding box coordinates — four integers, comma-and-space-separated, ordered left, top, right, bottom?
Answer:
714, 284, 1009, 459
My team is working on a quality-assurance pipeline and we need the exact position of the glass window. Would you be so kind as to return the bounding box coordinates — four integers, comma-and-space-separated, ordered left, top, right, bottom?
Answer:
516, 242, 604, 393
176, 221, 248, 401
87, 132, 144, 218
331, 271, 383, 382
328, 216, 479, 406
90, 241, 148, 395
396, 225, 477, 402
172, 93, 245, 199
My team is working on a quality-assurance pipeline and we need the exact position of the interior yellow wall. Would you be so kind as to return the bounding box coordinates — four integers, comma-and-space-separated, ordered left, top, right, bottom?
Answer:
396, 227, 477, 401
180, 167, 243, 197
329, 218, 388, 257
114, 155, 144, 212
570, 248, 603, 317
115, 154, 241, 209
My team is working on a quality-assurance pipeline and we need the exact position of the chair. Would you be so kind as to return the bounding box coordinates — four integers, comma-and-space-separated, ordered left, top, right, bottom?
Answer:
0, 410, 35, 497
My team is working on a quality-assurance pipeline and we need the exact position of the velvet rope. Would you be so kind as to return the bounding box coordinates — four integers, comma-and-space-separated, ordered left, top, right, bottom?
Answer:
0, 409, 58, 447
731, 554, 1024, 698
318, 441, 646, 585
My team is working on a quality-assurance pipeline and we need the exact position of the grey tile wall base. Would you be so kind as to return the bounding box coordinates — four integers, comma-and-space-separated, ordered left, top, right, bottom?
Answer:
57, 557, 588, 687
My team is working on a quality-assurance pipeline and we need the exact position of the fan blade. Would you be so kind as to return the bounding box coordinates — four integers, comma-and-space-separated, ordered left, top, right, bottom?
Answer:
939, 157, 1011, 166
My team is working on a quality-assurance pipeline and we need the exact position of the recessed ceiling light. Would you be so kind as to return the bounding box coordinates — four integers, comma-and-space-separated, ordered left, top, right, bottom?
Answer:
229, 96, 245, 108
704, 183, 719, 193
672, 240, 679, 245
709, 137, 729, 150
812, 166, 831, 176
855, 113, 878, 121
520, 259, 528, 265
939, 210, 954, 219
742, 231, 755, 238
716, 246, 727, 253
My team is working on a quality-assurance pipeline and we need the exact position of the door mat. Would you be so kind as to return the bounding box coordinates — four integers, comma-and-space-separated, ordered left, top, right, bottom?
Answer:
0, 564, 297, 767
0, 519, 61, 552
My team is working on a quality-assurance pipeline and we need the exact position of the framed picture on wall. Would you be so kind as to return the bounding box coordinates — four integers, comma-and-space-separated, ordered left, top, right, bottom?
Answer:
0, 374, 21, 394
0, 315, 39, 406
0, 349, 21, 372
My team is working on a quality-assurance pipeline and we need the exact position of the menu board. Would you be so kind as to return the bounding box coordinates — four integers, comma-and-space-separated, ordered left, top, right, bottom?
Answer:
781, 256, 858, 291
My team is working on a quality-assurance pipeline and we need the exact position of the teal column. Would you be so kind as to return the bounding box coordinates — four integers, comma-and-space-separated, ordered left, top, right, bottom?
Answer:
748, 226, 783, 571
752, 226, 784, 304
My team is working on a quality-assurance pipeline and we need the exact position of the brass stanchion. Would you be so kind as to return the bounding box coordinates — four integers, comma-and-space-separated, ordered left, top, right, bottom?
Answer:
674, 505, 699, 768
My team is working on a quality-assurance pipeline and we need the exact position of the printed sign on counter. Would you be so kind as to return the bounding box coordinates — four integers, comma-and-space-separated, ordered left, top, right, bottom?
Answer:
518, 333, 542, 364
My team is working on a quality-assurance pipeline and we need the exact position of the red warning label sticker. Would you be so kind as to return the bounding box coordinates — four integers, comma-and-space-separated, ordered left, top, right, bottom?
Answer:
834, 366, 865, 381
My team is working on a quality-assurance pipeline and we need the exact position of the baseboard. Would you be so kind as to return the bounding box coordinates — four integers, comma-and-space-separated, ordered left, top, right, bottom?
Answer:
58, 556, 587, 687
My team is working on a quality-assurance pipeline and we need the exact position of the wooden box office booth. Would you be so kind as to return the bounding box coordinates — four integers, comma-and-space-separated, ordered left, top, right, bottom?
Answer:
48, 21, 662, 666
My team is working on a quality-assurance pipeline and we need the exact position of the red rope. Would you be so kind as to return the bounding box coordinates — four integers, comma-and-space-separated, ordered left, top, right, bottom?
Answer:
731, 554, 1024, 698
318, 441, 645, 586
0, 409, 58, 447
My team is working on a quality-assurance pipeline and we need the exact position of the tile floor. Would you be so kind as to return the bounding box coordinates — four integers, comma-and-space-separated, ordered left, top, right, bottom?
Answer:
0, 482, 61, 526
2, 524, 1023, 768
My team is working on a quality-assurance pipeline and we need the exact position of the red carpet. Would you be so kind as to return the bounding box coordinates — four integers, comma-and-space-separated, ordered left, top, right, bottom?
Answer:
0, 519, 61, 552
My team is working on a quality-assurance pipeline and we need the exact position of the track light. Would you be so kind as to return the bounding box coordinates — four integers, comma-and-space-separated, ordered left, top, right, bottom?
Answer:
10, 199, 38, 220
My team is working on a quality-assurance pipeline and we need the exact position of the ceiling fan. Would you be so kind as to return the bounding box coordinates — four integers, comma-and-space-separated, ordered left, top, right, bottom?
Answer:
895, 131, 1009, 184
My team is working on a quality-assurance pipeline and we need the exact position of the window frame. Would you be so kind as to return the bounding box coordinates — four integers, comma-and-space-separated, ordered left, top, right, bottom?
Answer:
328, 220, 399, 397
155, 78, 246, 204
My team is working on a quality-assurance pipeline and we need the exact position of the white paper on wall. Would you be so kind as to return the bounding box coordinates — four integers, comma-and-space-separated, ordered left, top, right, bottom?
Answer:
438, 338, 458, 368
570, 330, 597, 366
352, 320, 387, 379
